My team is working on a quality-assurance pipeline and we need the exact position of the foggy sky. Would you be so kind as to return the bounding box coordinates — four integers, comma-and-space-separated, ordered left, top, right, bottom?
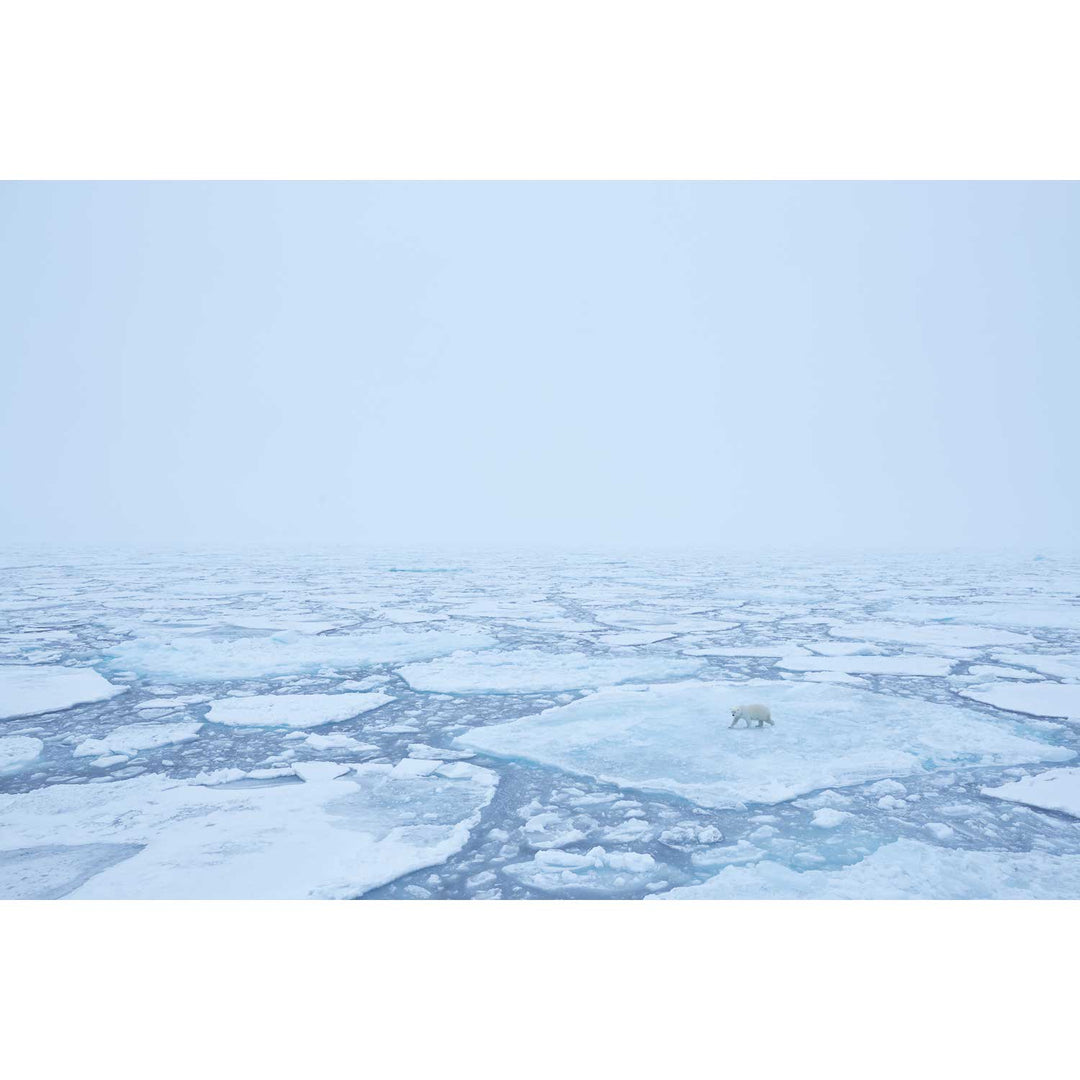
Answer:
1, 182, 1077, 549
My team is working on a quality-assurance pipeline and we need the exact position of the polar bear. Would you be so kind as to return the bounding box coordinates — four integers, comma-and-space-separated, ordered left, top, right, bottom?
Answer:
730, 703, 773, 729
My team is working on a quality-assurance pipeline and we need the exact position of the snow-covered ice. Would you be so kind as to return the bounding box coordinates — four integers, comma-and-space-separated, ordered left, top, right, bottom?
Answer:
656, 838, 1080, 899
958, 683, 1080, 722
982, 767, 1080, 818
0, 665, 127, 720
776, 655, 955, 677
828, 621, 1033, 648
105, 627, 496, 682
0, 737, 44, 775
503, 846, 676, 895
989, 652, 1080, 681
0, 762, 498, 898
73, 721, 204, 758
456, 681, 1071, 808
206, 691, 395, 728
398, 648, 701, 694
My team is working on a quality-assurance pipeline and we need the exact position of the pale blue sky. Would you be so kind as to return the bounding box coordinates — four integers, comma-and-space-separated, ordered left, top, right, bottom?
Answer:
1, 182, 1077, 548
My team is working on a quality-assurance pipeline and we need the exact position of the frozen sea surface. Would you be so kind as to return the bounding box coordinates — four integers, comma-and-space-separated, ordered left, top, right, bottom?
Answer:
1, 547, 1079, 899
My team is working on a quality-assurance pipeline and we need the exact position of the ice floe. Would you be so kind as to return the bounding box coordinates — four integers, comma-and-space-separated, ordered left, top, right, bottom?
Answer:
398, 648, 702, 694
982, 767, 1080, 818
592, 631, 676, 646
958, 683, 1080, 722
964, 665, 1044, 681
206, 691, 394, 728
989, 653, 1080, 681
0, 665, 127, 720
503, 846, 676, 895
682, 645, 810, 658
656, 838, 1080, 899
104, 627, 496, 681
776, 655, 955, 677
828, 621, 1033, 648
885, 602, 1080, 632
0, 736, 44, 775
457, 681, 1072, 808
0, 762, 498, 898
73, 722, 204, 759
302, 732, 380, 753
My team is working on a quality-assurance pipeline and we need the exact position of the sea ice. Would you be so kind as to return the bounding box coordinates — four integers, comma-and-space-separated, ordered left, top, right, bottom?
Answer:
503, 846, 672, 895
982, 768, 1080, 818
885, 602, 1080, 632
0, 665, 127, 720
958, 683, 1080, 722
0, 736, 44, 775
592, 631, 676, 646
989, 653, 1080, 681
0, 761, 498, 898
456, 680, 1072, 808
828, 621, 1033, 648
206, 691, 394, 728
104, 627, 496, 682
303, 732, 380, 753
398, 648, 701, 694
681, 645, 810, 658
810, 808, 852, 828
656, 839, 1080, 899
965, 665, 1044, 681
73, 722, 204, 758
776, 655, 955, 677
782, 671, 868, 687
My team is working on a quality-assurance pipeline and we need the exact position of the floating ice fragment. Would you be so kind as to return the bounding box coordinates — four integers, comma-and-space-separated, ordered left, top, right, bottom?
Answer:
0, 666, 127, 720
982, 767, 1080, 818
0, 736, 44, 775
207, 692, 394, 728
73, 722, 203, 759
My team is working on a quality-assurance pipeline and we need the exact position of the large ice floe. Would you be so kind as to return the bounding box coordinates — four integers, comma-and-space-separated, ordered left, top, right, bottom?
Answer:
655, 839, 1080, 899
0, 762, 498, 899
104, 627, 496, 682
399, 648, 702, 694
457, 681, 1072, 808
0, 665, 127, 720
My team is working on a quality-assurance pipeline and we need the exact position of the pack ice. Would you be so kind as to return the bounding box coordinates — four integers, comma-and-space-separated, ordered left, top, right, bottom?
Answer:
0, 762, 498, 899
456, 681, 1072, 808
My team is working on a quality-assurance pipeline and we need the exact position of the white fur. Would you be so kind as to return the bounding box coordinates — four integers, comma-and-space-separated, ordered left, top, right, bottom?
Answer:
729, 703, 773, 728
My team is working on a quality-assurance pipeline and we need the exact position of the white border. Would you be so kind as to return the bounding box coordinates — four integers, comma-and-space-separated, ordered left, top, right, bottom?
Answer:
3, 899, 1077, 1076
2, 0, 1079, 178
2, 3, 1078, 1073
